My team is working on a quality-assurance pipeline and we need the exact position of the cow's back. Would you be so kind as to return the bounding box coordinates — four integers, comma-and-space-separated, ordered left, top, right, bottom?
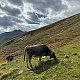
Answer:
26, 44, 51, 56
26, 44, 43, 55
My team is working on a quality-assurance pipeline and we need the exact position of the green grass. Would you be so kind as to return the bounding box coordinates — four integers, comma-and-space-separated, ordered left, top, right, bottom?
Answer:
0, 44, 80, 80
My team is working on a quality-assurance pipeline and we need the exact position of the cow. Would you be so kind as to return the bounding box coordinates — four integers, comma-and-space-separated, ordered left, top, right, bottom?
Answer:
24, 44, 57, 68
6, 55, 14, 62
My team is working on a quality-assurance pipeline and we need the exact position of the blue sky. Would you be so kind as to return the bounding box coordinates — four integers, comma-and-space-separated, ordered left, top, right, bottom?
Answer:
25, 12, 47, 24
0, 0, 80, 33
36, 13, 47, 18
26, 19, 40, 24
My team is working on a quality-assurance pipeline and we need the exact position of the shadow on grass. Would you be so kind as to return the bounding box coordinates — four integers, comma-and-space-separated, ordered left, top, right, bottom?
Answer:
32, 59, 59, 74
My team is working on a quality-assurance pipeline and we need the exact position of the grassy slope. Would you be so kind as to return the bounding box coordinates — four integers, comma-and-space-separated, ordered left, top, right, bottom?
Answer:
0, 13, 80, 80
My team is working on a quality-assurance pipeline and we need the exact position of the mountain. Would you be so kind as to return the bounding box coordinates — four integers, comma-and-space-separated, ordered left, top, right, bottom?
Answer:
0, 30, 24, 43
0, 13, 80, 54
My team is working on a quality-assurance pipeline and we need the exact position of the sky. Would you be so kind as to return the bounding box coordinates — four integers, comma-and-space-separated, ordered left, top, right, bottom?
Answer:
0, 0, 80, 33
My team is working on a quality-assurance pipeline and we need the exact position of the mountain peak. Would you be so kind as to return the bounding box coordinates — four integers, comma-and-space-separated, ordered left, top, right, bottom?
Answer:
0, 30, 24, 43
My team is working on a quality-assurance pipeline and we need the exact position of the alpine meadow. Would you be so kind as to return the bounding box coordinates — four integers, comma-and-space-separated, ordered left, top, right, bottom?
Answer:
0, 13, 80, 80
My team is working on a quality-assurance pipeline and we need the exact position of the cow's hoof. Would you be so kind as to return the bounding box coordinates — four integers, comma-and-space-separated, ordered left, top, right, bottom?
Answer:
27, 66, 29, 68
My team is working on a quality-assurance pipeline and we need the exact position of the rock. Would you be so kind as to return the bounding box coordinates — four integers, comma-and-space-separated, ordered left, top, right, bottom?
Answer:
18, 70, 23, 74
17, 66, 20, 68
65, 55, 69, 58
73, 52, 78, 55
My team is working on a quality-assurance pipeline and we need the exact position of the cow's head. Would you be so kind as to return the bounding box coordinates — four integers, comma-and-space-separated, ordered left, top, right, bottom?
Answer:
50, 52, 56, 59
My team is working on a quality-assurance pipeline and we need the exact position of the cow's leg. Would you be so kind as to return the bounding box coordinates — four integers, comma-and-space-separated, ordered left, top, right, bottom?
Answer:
38, 56, 42, 65
28, 55, 33, 69
26, 53, 29, 68
7, 59, 9, 62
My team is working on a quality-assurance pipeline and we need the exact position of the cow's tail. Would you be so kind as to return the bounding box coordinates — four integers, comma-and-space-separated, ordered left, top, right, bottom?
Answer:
24, 48, 26, 61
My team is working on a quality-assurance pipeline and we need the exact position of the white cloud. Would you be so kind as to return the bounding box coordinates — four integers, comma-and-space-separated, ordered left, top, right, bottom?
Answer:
0, 5, 21, 16
62, 0, 80, 17
0, 27, 12, 33
7, 0, 23, 6
0, 0, 80, 34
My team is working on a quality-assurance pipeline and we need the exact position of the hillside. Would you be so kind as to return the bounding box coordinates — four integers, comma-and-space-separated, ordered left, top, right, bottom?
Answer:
0, 13, 80, 80
0, 13, 80, 55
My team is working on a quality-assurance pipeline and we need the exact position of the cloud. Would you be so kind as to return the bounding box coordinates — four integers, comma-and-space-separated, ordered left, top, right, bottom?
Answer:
24, 0, 68, 13
27, 12, 39, 22
36, 13, 47, 18
22, 0, 68, 26
61, 0, 80, 17
0, 15, 24, 27
7, 0, 23, 6
0, 5, 21, 16
0, 15, 25, 33
25, 19, 40, 24
0, 0, 80, 34
0, 16, 14, 26
66, 0, 80, 5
